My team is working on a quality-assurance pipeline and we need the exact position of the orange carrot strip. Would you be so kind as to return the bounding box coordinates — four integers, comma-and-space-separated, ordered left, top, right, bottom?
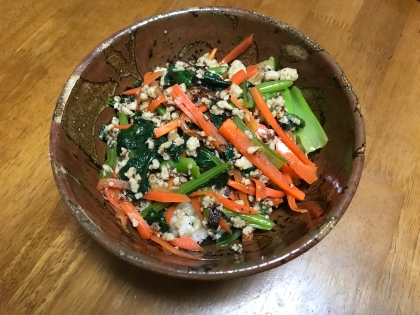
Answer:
269, 197, 284, 207
154, 119, 179, 138
122, 87, 141, 95
172, 84, 228, 152
283, 174, 307, 213
256, 123, 317, 182
230, 69, 247, 85
227, 179, 256, 195
251, 178, 267, 201
227, 179, 286, 198
219, 34, 254, 65
190, 196, 204, 220
228, 192, 237, 201
103, 188, 128, 229
232, 169, 250, 207
274, 136, 317, 183
266, 188, 286, 198
250, 87, 316, 168
208, 48, 217, 60
219, 118, 305, 200
142, 71, 164, 86
150, 235, 202, 260
113, 124, 133, 130
153, 105, 208, 138
120, 201, 153, 239
97, 178, 131, 191
245, 65, 259, 78
230, 95, 258, 131
189, 191, 260, 214
169, 237, 204, 252
142, 191, 190, 203
165, 204, 178, 224
219, 217, 232, 234
170, 90, 200, 125
148, 95, 167, 112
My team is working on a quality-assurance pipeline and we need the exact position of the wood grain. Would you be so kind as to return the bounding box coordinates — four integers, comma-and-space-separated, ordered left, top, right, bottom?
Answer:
1, 0, 420, 314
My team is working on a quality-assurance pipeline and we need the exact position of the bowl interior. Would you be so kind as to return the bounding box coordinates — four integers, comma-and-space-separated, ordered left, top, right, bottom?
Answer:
50, 7, 365, 279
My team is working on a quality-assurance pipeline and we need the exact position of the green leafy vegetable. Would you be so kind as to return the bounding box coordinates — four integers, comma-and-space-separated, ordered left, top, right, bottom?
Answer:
220, 208, 275, 230
161, 157, 200, 178
196, 147, 221, 170
167, 63, 196, 88
255, 80, 294, 94
201, 71, 232, 91
208, 113, 229, 129
223, 143, 235, 161
141, 162, 232, 216
119, 149, 157, 198
216, 228, 241, 246
118, 112, 128, 125
279, 113, 306, 131
99, 146, 117, 179
116, 122, 154, 155
144, 209, 170, 233
240, 165, 257, 175
208, 66, 228, 75
290, 86, 328, 153
133, 79, 143, 87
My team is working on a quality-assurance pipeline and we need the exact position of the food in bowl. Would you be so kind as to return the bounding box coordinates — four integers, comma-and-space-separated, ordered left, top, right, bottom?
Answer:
97, 34, 328, 258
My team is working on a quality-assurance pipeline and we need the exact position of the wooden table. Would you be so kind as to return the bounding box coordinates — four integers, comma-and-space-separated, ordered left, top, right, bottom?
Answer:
1, 0, 420, 314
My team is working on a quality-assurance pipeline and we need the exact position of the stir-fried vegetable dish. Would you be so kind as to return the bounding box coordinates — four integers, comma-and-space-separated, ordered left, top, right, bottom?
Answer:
98, 35, 328, 257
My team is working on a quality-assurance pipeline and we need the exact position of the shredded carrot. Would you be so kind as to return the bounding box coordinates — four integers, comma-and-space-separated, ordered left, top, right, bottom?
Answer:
190, 196, 204, 220
150, 235, 202, 260
172, 84, 228, 152
189, 191, 260, 214
219, 217, 232, 234
232, 169, 250, 207
208, 48, 217, 60
228, 192, 237, 201
227, 179, 286, 198
142, 71, 164, 86
219, 34, 254, 65
113, 123, 133, 130
219, 118, 305, 200
283, 174, 307, 213
97, 178, 131, 191
142, 191, 190, 203
153, 105, 208, 138
269, 197, 284, 207
249, 87, 316, 168
120, 201, 153, 239
165, 204, 178, 224
103, 188, 128, 229
245, 64, 259, 78
230, 95, 258, 131
122, 87, 141, 95
154, 119, 178, 138
148, 95, 167, 112
251, 178, 267, 201
169, 237, 204, 252
230, 69, 247, 85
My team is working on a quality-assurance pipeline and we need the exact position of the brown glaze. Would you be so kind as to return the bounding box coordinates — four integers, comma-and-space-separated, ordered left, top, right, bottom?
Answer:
50, 7, 365, 279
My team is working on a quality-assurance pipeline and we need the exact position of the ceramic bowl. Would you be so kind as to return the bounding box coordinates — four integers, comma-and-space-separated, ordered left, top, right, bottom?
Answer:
50, 7, 365, 279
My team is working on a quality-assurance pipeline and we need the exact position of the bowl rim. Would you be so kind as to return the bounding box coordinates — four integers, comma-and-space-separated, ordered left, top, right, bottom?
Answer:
50, 6, 365, 280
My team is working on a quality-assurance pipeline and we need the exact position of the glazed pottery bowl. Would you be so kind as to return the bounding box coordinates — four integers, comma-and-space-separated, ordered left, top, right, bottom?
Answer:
50, 7, 365, 279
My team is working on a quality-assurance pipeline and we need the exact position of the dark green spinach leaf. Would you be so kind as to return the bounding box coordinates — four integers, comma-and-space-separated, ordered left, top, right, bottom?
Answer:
201, 71, 232, 91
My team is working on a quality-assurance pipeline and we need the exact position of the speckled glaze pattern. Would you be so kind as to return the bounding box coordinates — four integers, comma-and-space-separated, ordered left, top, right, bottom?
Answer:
50, 7, 365, 280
